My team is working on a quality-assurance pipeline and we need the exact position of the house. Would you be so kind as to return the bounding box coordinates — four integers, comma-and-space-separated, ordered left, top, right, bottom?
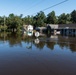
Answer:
35, 24, 76, 36
22, 25, 33, 36
47, 24, 76, 35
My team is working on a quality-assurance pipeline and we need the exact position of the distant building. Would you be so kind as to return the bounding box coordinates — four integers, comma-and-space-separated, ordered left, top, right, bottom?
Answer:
36, 24, 76, 36
47, 24, 76, 35
22, 25, 33, 36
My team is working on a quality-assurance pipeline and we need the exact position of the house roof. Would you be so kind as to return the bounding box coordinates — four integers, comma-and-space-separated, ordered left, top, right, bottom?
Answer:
47, 24, 76, 29
58, 24, 76, 29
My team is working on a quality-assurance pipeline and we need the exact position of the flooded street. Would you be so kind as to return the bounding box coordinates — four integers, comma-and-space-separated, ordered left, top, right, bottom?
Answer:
0, 32, 76, 75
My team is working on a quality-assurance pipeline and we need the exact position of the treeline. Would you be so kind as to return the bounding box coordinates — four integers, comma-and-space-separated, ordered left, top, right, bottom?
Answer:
0, 10, 76, 32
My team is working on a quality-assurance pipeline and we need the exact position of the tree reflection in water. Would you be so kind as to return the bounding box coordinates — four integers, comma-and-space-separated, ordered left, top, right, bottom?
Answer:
0, 32, 76, 52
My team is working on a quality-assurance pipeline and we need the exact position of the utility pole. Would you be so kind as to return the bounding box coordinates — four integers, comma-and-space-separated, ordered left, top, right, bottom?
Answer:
4, 15, 5, 31
3, 15, 5, 43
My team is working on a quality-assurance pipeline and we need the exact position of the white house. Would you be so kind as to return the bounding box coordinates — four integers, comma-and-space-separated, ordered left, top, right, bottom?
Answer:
27, 25, 33, 36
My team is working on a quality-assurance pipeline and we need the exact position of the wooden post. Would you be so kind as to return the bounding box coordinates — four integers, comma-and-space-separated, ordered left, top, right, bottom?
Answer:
4, 16, 5, 31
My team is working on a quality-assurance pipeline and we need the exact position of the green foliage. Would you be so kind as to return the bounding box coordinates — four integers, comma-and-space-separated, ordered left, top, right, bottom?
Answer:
0, 16, 4, 25
22, 15, 33, 25
58, 13, 72, 24
58, 13, 67, 24
71, 10, 76, 23
66, 14, 71, 24
6, 13, 23, 32
33, 11, 46, 27
0, 10, 76, 32
47, 11, 57, 24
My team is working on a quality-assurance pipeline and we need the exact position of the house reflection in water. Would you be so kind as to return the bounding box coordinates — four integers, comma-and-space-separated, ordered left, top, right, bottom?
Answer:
0, 32, 76, 52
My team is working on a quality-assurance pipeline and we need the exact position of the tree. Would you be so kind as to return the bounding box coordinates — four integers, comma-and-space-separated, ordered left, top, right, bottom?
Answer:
33, 11, 46, 27
58, 13, 67, 24
0, 16, 4, 25
66, 14, 71, 24
71, 10, 76, 23
47, 11, 57, 24
22, 15, 33, 25
58, 13, 72, 24
6, 13, 22, 32
0, 16, 7, 31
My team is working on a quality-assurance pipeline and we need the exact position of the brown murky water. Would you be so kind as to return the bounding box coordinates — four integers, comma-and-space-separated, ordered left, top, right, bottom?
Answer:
0, 32, 76, 75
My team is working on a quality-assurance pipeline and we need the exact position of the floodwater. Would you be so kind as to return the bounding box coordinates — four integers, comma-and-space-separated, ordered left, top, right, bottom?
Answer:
0, 32, 76, 75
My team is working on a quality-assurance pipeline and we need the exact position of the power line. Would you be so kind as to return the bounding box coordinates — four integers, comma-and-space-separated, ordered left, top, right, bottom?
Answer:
42, 0, 69, 11
26, 0, 46, 11
14, 0, 44, 15
31, 0, 69, 15
24, 0, 46, 15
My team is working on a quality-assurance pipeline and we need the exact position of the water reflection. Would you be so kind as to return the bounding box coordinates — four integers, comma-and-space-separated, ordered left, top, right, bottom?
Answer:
0, 32, 76, 75
34, 38, 40, 44
0, 32, 76, 52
